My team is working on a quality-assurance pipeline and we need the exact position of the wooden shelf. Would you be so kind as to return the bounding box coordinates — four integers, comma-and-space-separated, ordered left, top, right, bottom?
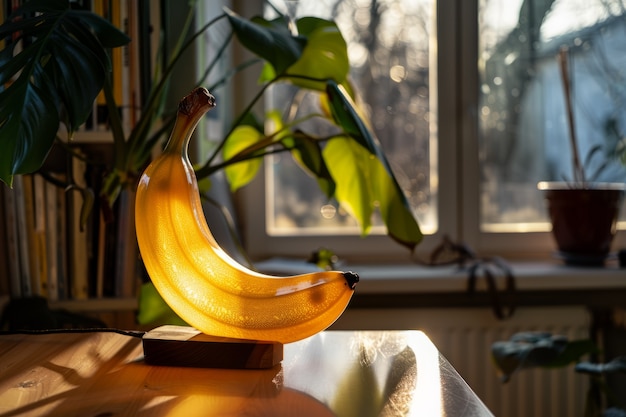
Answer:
49, 297, 138, 312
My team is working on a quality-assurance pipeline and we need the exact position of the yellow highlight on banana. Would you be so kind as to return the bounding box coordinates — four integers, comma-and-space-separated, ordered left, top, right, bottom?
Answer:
135, 88, 359, 343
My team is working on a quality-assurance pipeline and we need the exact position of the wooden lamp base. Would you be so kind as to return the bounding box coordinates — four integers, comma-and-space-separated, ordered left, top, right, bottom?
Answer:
142, 325, 283, 369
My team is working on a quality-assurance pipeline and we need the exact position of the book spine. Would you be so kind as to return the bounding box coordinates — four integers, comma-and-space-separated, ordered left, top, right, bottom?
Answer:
32, 174, 48, 297
44, 179, 59, 301
56, 179, 68, 300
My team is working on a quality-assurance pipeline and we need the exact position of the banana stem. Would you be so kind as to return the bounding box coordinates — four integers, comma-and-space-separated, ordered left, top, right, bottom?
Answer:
166, 88, 217, 155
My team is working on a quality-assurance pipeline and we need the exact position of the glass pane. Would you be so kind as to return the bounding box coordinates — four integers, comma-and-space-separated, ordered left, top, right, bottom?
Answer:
265, 0, 437, 236
479, 0, 626, 232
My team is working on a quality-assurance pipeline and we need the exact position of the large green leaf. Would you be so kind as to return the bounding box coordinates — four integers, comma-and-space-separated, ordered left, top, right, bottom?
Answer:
325, 80, 423, 250
323, 137, 423, 247
255, 16, 350, 90
225, 8, 306, 76
370, 153, 424, 248
283, 17, 349, 90
323, 137, 374, 235
0, 0, 129, 186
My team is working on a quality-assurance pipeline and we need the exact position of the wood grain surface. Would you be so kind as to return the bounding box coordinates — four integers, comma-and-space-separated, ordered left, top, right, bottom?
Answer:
0, 330, 494, 417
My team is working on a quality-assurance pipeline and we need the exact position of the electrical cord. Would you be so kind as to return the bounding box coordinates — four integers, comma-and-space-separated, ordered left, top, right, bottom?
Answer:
0, 328, 146, 338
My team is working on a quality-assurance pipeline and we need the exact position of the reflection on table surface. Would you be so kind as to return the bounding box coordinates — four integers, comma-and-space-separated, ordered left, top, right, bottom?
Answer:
0, 330, 493, 416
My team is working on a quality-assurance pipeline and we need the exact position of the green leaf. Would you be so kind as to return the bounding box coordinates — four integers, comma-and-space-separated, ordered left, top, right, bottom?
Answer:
325, 80, 379, 155
137, 282, 187, 326
325, 80, 422, 250
0, 0, 129, 185
0, 80, 58, 184
323, 137, 374, 235
222, 125, 264, 191
290, 132, 335, 198
284, 17, 349, 90
225, 8, 306, 76
370, 155, 423, 248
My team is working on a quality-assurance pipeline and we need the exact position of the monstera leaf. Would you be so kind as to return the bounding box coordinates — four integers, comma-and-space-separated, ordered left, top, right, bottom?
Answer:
0, 0, 129, 186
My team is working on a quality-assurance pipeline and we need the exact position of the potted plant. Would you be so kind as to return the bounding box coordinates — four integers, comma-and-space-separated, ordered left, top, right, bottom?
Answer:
0, 1, 422, 306
538, 47, 625, 266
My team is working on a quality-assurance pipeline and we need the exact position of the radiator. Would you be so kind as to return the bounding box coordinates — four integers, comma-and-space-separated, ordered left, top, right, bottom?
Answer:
332, 306, 590, 417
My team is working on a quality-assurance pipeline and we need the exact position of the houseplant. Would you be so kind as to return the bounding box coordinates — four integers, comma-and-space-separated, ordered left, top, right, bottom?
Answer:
538, 47, 625, 266
492, 332, 626, 417
0, 1, 423, 316
0, 0, 422, 250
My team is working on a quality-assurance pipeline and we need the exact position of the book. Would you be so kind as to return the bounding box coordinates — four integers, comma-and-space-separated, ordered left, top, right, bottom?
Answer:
12, 175, 32, 297
55, 176, 69, 300
31, 174, 48, 296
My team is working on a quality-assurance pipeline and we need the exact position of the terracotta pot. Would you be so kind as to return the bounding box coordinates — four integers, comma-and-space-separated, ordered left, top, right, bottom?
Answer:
537, 181, 625, 266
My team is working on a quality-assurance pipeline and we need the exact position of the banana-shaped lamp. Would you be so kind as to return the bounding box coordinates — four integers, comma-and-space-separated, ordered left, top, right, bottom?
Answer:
135, 88, 359, 344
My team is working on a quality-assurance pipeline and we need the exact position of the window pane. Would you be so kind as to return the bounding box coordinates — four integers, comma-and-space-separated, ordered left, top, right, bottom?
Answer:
479, 0, 626, 232
265, 0, 437, 236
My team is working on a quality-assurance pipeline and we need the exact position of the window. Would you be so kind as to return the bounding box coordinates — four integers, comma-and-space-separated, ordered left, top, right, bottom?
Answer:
227, 0, 626, 261
473, 0, 626, 257
478, 0, 626, 233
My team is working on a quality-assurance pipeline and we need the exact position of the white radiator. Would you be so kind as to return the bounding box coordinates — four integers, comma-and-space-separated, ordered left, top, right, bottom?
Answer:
332, 306, 590, 417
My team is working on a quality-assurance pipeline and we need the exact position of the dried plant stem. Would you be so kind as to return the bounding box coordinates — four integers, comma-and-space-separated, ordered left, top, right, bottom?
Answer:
558, 47, 586, 185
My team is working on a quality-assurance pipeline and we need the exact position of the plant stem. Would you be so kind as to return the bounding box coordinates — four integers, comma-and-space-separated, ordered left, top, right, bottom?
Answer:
196, 73, 339, 180
196, 79, 277, 178
558, 47, 586, 184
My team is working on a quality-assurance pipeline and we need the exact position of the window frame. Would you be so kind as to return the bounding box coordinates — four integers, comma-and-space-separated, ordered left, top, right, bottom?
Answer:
233, 0, 625, 263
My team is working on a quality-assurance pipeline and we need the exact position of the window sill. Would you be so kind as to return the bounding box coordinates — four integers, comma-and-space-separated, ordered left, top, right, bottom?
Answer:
256, 258, 626, 310
257, 257, 625, 292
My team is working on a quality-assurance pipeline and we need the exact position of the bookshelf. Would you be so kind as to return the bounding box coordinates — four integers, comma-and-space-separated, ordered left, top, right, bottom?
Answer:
0, 0, 168, 329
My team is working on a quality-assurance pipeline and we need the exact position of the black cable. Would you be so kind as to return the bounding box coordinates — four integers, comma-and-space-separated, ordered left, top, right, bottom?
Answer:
0, 328, 146, 338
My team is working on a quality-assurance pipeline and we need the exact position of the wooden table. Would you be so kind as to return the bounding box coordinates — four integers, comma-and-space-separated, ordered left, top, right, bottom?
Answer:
0, 330, 493, 416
